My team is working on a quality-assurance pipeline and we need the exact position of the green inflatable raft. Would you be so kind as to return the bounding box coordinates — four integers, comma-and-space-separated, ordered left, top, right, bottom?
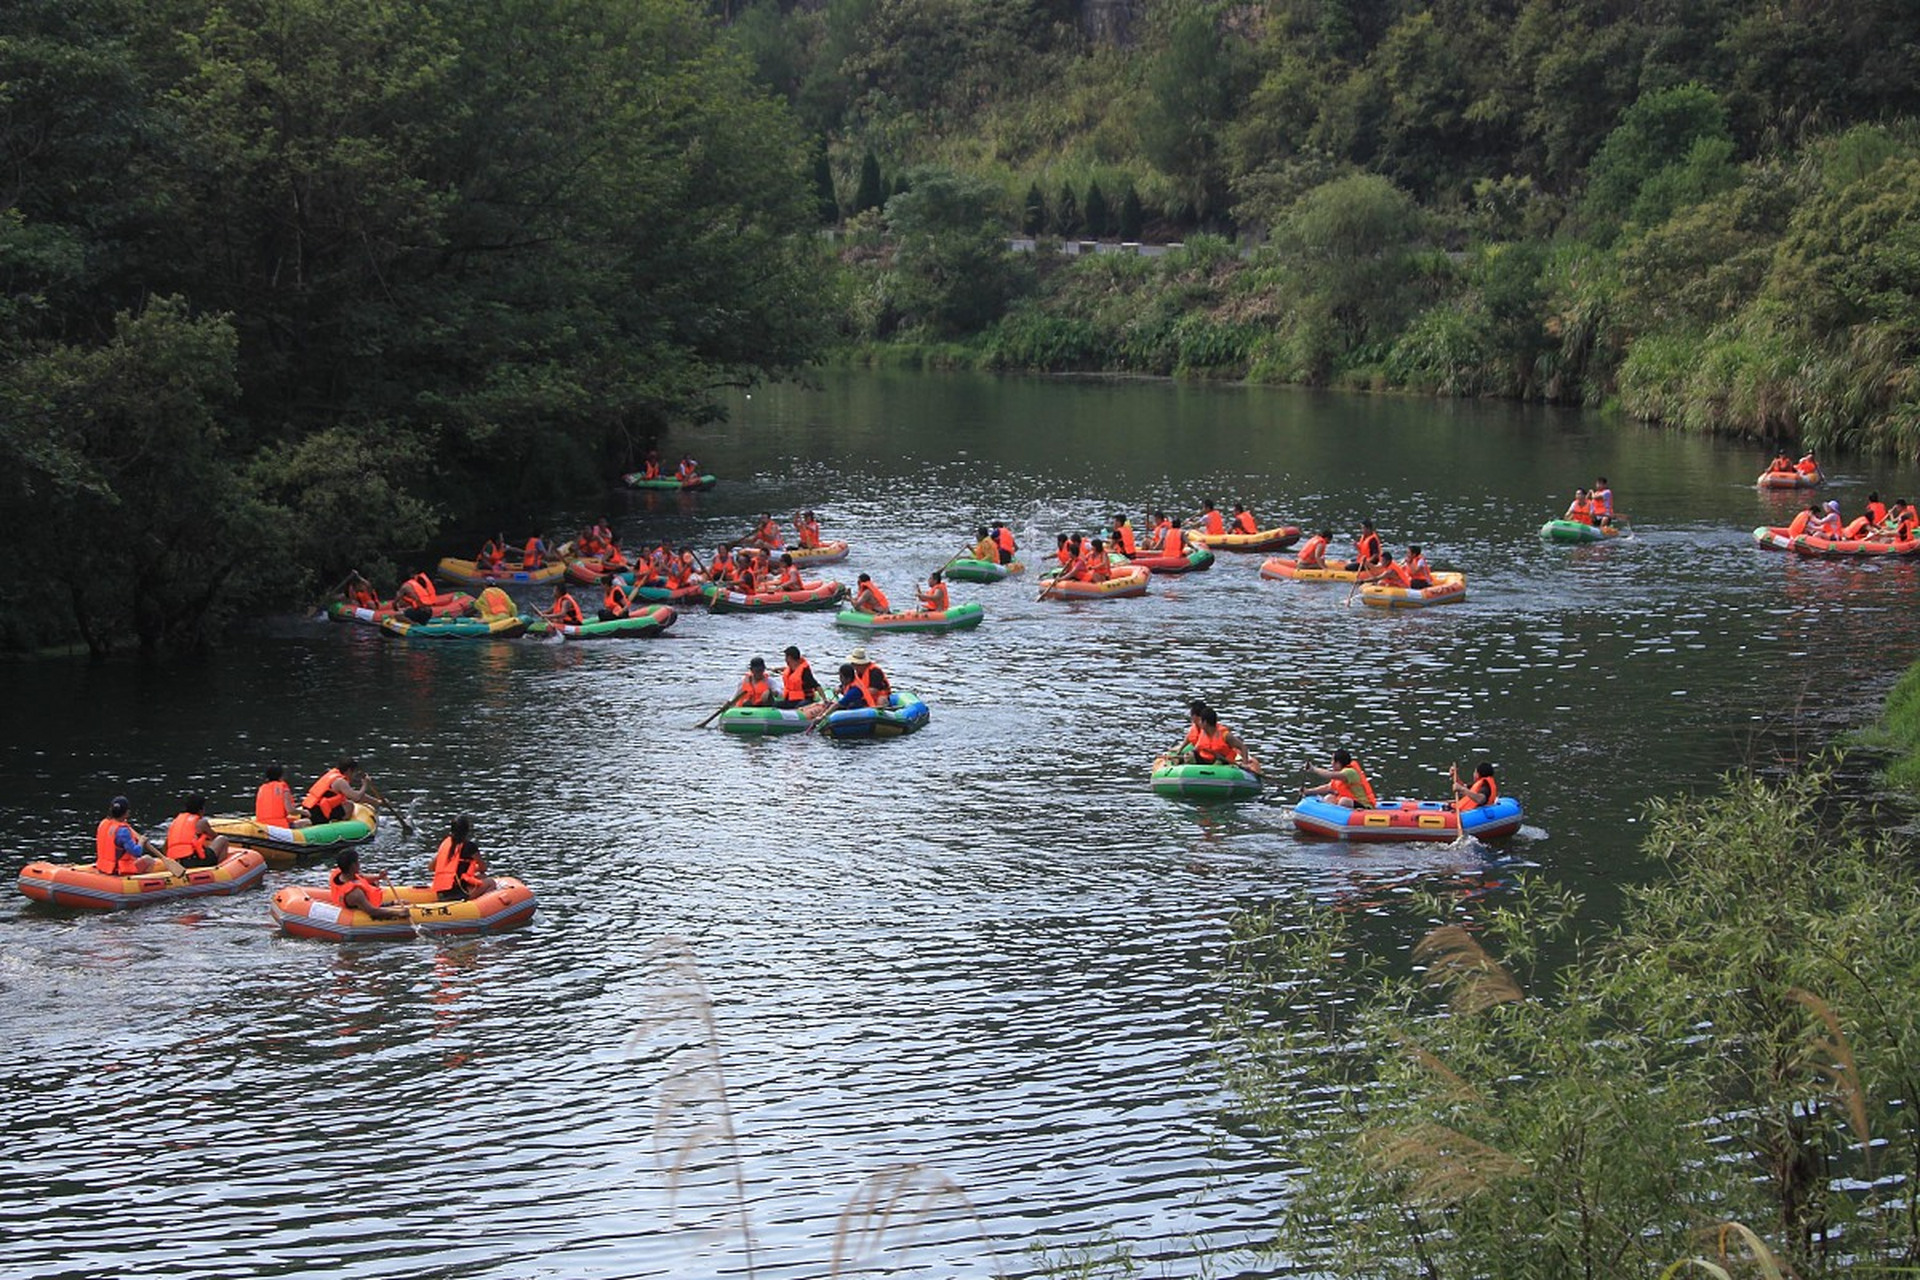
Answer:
525, 604, 677, 640
1149, 761, 1263, 800
1539, 519, 1628, 544
833, 602, 984, 633
944, 558, 1023, 583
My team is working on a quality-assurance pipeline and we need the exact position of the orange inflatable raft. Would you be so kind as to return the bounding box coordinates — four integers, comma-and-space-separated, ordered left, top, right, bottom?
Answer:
270, 877, 538, 941
1359, 571, 1467, 608
1037, 565, 1152, 600
18, 849, 269, 910
1260, 556, 1359, 583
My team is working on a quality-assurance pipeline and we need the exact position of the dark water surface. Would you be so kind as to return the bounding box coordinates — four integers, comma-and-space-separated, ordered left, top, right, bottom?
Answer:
6, 371, 1918, 1278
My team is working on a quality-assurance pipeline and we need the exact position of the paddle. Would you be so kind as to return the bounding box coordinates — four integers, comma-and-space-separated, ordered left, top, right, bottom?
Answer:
366, 781, 415, 836
696, 695, 738, 729
802, 689, 843, 735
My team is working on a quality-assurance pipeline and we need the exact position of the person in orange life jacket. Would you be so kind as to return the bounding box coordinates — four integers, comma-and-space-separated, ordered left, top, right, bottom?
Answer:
304, 757, 375, 825
519, 535, 548, 570
1591, 478, 1615, 526
1054, 533, 1073, 568
847, 646, 891, 701
1887, 499, 1919, 540
1403, 545, 1433, 590
1232, 504, 1259, 535
1564, 489, 1594, 525
1767, 450, 1795, 475
431, 815, 497, 901
1354, 520, 1383, 568
1200, 500, 1226, 538
599, 576, 633, 621
477, 534, 509, 571
600, 542, 630, 573
1784, 502, 1820, 538
329, 848, 410, 920
677, 455, 701, 483
1162, 519, 1187, 558
641, 449, 662, 480
1450, 762, 1500, 813
545, 583, 585, 627
969, 527, 998, 562
1083, 539, 1114, 581
1304, 750, 1377, 809
255, 764, 308, 828
916, 570, 950, 613
164, 794, 232, 868
775, 553, 805, 594
343, 572, 380, 610
1796, 451, 1819, 476
1295, 528, 1333, 568
95, 796, 183, 877
1812, 500, 1844, 540
852, 573, 890, 614
394, 570, 438, 622
778, 645, 824, 709
1110, 514, 1139, 557
794, 510, 824, 549
1171, 701, 1259, 773
1856, 492, 1889, 537
729, 657, 775, 709
747, 513, 781, 549
991, 521, 1017, 564
1358, 550, 1410, 589
1148, 512, 1172, 549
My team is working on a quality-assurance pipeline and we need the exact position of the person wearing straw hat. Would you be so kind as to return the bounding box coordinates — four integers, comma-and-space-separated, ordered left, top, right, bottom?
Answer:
847, 646, 891, 703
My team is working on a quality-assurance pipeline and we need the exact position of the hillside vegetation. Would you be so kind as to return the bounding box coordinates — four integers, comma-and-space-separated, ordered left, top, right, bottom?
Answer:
740, 0, 1920, 455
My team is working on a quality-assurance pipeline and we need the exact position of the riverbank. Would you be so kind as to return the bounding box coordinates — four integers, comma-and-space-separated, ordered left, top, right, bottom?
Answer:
829, 123, 1920, 460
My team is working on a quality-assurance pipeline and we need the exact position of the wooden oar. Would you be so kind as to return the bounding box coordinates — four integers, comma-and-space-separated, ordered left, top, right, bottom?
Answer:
696, 696, 738, 729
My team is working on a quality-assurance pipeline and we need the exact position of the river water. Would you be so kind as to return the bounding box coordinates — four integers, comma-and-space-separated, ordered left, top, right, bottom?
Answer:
6, 371, 1918, 1279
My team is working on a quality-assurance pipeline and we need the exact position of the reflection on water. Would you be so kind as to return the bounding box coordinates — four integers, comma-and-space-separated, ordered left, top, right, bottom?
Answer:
4, 371, 1919, 1278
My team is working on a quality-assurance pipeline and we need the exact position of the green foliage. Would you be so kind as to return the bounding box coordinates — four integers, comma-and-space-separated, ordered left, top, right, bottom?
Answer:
812, 139, 841, 224
1273, 174, 1426, 352
885, 167, 1024, 336
1053, 183, 1080, 237
1118, 182, 1143, 240
1139, 6, 1242, 225
1219, 766, 1920, 1278
1859, 656, 1920, 795
1083, 181, 1110, 239
1585, 84, 1733, 230
1023, 182, 1046, 236
854, 150, 886, 215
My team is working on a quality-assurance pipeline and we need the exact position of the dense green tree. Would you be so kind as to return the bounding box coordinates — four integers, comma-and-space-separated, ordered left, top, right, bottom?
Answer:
1053, 184, 1080, 237
1118, 182, 1144, 240
811, 139, 840, 225
886, 167, 1023, 335
1140, 7, 1243, 224
1083, 182, 1110, 239
853, 150, 886, 214
1275, 174, 1425, 350
1584, 84, 1733, 228
1022, 182, 1047, 236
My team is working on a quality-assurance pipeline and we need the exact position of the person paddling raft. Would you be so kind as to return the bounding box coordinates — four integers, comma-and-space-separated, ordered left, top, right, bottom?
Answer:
304, 757, 377, 825
968, 527, 998, 562
255, 765, 308, 828
852, 574, 890, 615
1354, 520, 1383, 568
916, 570, 950, 614
848, 646, 891, 702
1304, 750, 1377, 809
544, 583, 585, 627
729, 657, 776, 709
778, 646, 823, 709
96, 796, 185, 877
1451, 762, 1500, 812
991, 522, 1017, 565
1295, 529, 1333, 569
330, 848, 411, 920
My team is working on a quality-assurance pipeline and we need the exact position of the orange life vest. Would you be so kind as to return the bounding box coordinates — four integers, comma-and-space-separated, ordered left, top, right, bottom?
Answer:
1373, 562, 1410, 589
994, 528, 1016, 558
305, 769, 347, 821
798, 520, 822, 549
643, 459, 661, 479
678, 461, 699, 481
852, 664, 889, 700
1568, 498, 1593, 525
329, 867, 384, 910
1186, 724, 1239, 765
1164, 528, 1184, 557
95, 818, 143, 875
165, 812, 208, 860
1404, 554, 1430, 584
779, 567, 804, 592
552, 594, 584, 625
1455, 772, 1500, 812
1203, 511, 1225, 536
255, 781, 294, 826
1328, 761, 1378, 808
603, 582, 631, 616
1591, 489, 1613, 517
1869, 501, 1889, 526
756, 519, 779, 545
1114, 524, 1137, 555
783, 660, 814, 702
1297, 536, 1328, 567
1787, 510, 1813, 537
431, 837, 482, 895
737, 672, 773, 706
1234, 511, 1257, 534
1356, 532, 1381, 564
522, 538, 543, 568
862, 584, 891, 612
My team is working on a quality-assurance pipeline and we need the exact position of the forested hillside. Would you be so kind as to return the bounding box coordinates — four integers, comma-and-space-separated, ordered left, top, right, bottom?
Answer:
0, 0, 831, 652
746, 0, 1920, 456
